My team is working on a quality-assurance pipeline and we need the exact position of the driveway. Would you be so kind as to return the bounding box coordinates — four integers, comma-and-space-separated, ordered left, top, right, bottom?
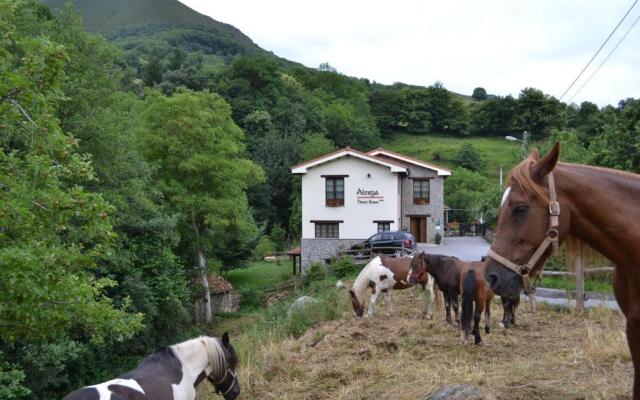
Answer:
418, 236, 489, 261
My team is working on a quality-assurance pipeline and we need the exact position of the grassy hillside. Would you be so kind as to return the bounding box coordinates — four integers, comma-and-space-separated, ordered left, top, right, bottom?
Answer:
41, 0, 271, 59
381, 133, 524, 183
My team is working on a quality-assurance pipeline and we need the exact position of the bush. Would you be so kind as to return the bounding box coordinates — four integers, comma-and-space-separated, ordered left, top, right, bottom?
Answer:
435, 232, 442, 245
254, 235, 276, 260
239, 287, 265, 310
304, 262, 326, 285
331, 257, 357, 278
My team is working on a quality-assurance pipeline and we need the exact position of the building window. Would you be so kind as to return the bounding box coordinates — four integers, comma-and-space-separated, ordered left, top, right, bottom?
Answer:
325, 177, 344, 206
413, 179, 430, 205
377, 222, 391, 232
315, 222, 339, 238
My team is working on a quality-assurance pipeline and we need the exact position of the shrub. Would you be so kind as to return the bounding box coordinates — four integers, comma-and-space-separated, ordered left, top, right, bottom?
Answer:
435, 232, 442, 245
254, 235, 276, 260
304, 262, 326, 285
239, 287, 265, 310
332, 257, 357, 278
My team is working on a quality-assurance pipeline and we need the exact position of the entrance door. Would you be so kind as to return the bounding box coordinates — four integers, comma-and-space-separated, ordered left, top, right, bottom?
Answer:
409, 217, 427, 243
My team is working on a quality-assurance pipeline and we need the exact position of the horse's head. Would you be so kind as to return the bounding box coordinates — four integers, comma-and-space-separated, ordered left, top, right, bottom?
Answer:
408, 251, 427, 285
348, 289, 365, 317
208, 332, 240, 400
486, 143, 569, 297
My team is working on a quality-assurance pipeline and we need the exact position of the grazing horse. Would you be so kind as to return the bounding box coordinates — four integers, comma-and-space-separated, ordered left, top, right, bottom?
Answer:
409, 252, 520, 330
63, 333, 240, 400
485, 143, 640, 398
348, 255, 436, 318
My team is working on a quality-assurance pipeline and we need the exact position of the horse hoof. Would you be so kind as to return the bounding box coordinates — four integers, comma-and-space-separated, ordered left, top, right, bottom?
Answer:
498, 322, 505, 329
485, 327, 490, 334
475, 341, 484, 346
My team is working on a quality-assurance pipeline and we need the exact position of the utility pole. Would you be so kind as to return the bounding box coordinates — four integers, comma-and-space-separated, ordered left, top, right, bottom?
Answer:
523, 130, 530, 153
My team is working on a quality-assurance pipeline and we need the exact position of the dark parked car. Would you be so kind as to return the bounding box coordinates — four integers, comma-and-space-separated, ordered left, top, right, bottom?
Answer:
351, 230, 417, 254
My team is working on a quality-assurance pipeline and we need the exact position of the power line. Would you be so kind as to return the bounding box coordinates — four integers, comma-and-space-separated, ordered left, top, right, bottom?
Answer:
569, 12, 640, 103
558, 0, 639, 101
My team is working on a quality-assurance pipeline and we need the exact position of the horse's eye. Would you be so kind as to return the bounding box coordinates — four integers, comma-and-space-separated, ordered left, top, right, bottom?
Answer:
513, 205, 528, 215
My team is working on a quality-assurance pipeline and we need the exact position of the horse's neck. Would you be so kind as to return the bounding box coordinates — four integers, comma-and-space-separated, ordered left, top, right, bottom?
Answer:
170, 339, 210, 384
426, 255, 448, 279
559, 163, 640, 267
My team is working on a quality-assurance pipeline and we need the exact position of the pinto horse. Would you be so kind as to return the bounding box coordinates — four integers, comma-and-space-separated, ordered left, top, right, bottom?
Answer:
485, 143, 640, 398
64, 333, 240, 400
348, 255, 436, 318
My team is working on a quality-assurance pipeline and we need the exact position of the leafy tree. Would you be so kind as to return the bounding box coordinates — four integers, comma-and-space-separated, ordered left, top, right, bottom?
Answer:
444, 168, 492, 223
142, 49, 164, 86
138, 89, 264, 322
456, 143, 484, 171
516, 87, 564, 136
0, 0, 143, 345
472, 87, 487, 100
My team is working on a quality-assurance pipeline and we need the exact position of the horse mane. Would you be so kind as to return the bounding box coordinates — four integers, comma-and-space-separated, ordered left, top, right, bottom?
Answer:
507, 153, 549, 203
351, 257, 380, 302
172, 336, 228, 381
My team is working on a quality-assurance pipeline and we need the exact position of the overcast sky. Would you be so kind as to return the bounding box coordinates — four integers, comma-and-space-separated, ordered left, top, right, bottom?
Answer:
180, 0, 639, 106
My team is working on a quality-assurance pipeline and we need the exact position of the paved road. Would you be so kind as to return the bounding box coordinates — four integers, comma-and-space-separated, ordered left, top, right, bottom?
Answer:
418, 236, 489, 261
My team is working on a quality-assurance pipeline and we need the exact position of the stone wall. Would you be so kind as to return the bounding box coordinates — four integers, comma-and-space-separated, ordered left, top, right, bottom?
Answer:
301, 238, 364, 270
400, 166, 445, 243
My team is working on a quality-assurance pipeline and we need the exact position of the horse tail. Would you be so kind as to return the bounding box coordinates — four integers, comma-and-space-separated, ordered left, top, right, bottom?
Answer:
461, 270, 476, 338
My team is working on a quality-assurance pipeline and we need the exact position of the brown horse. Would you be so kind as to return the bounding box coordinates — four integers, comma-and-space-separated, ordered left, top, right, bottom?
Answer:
460, 261, 495, 345
349, 255, 436, 318
409, 252, 520, 331
485, 143, 640, 398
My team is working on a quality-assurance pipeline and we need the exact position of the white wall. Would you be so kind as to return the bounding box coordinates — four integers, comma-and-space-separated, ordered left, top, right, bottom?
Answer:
301, 156, 400, 239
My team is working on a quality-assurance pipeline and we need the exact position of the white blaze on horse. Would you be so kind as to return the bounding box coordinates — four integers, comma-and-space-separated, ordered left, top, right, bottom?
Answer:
348, 255, 437, 318
63, 333, 240, 400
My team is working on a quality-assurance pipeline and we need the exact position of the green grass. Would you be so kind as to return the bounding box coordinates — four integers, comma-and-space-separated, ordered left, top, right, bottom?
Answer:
225, 260, 293, 290
539, 276, 613, 293
381, 133, 526, 184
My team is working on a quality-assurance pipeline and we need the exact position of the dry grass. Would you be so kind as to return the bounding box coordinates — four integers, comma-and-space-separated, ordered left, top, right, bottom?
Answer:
198, 288, 632, 400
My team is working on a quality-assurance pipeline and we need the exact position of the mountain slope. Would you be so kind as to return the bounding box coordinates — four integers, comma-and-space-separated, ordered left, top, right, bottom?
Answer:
41, 0, 269, 58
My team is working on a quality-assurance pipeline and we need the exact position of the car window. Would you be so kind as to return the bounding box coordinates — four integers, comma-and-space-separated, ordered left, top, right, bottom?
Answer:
381, 233, 394, 241
370, 234, 383, 241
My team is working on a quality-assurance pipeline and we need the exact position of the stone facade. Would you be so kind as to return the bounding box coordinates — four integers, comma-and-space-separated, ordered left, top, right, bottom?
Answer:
301, 238, 364, 269
400, 165, 445, 243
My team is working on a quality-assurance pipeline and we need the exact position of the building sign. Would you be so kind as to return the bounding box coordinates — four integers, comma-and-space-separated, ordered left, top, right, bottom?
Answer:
356, 188, 384, 204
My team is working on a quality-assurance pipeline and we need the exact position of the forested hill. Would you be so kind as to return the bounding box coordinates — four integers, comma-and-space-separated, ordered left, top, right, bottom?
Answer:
41, 0, 274, 60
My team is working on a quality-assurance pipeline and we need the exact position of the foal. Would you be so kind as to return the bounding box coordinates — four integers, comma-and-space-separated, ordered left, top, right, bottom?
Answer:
63, 333, 240, 400
349, 255, 436, 318
460, 261, 495, 346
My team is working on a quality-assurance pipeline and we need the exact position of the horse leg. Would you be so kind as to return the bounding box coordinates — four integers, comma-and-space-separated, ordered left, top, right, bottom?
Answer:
367, 291, 379, 317
424, 279, 434, 319
453, 295, 460, 325
512, 296, 520, 326
473, 299, 484, 346
613, 269, 639, 399
383, 289, 393, 317
444, 293, 453, 324
484, 298, 491, 334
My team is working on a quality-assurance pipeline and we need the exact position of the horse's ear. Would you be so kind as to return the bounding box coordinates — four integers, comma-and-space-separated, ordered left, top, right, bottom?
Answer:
531, 142, 560, 183
529, 149, 540, 161
222, 331, 230, 346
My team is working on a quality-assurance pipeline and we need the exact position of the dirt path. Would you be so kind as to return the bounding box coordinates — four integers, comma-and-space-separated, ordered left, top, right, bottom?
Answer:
200, 288, 632, 400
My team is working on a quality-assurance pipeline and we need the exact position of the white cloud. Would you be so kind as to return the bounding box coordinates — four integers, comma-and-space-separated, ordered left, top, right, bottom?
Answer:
181, 0, 640, 106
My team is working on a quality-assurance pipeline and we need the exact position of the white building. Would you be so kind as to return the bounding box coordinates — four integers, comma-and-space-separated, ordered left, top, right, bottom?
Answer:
292, 147, 450, 268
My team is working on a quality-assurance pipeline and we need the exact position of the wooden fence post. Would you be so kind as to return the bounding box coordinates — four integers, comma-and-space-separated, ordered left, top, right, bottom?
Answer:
575, 241, 585, 312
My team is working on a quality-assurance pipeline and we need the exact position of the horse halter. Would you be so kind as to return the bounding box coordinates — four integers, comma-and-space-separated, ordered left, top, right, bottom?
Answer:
211, 367, 237, 397
408, 254, 426, 283
487, 172, 560, 295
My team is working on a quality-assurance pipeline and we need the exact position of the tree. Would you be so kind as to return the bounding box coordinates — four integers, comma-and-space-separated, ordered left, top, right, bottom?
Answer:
139, 89, 264, 323
472, 87, 488, 100
456, 143, 484, 171
0, 0, 143, 345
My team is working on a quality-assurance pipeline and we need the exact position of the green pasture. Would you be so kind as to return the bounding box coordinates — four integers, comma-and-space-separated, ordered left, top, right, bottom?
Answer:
382, 133, 527, 183
224, 260, 292, 290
